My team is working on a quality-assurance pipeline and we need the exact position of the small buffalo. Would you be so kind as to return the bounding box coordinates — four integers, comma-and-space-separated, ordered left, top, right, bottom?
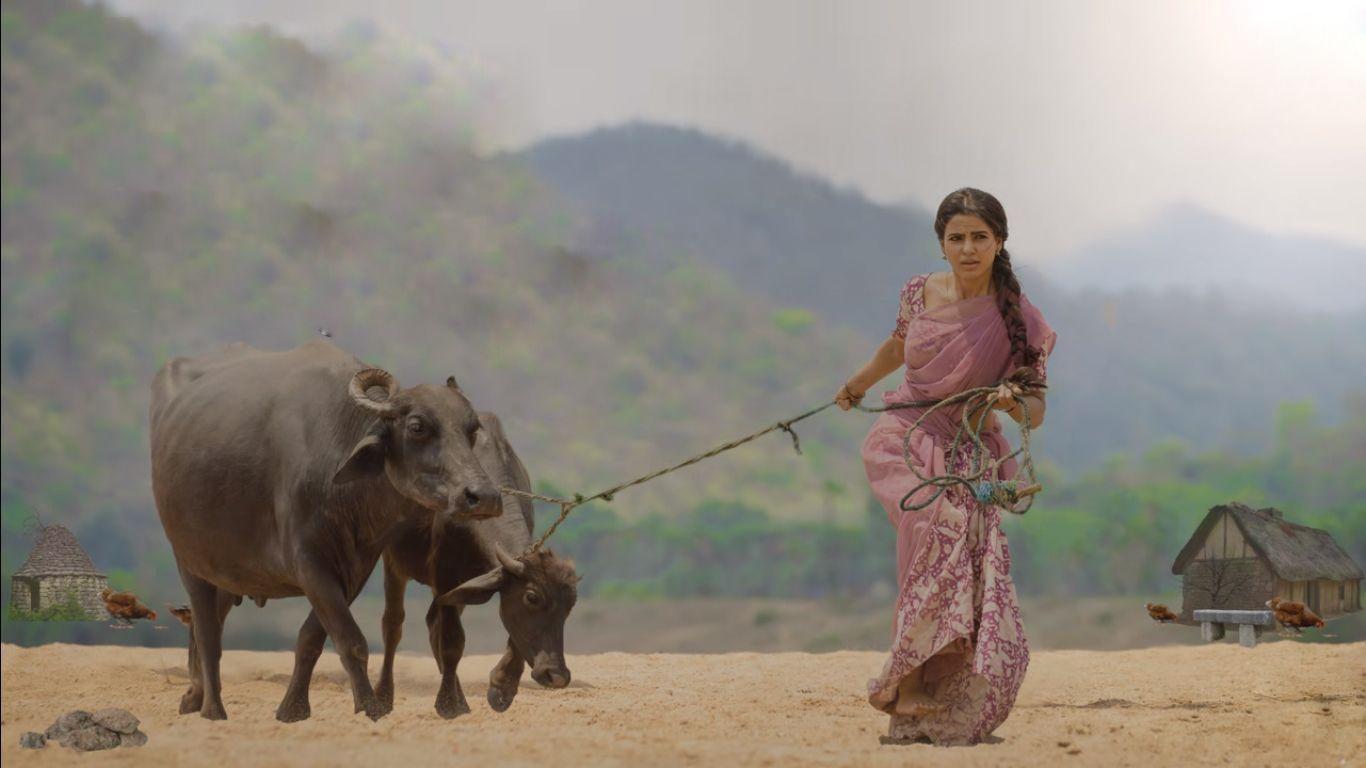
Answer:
151, 341, 501, 721
281, 410, 579, 718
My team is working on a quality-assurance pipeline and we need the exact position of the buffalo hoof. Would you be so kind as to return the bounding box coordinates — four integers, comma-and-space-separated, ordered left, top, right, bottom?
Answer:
353, 693, 388, 722
179, 688, 203, 715
199, 702, 227, 721
435, 692, 471, 720
487, 686, 517, 713
373, 691, 394, 718
275, 699, 311, 723
362, 700, 388, 722
374, 677, 396, 716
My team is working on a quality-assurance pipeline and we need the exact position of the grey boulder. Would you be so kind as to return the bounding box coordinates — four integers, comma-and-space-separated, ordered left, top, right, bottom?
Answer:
45, 710, 93, 740
59, 725, 122, 752
93, 708, 141, 735
19, 732, 46, 749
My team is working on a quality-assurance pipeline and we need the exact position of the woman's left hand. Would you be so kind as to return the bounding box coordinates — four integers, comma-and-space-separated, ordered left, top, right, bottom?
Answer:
992, 382, 1017, 413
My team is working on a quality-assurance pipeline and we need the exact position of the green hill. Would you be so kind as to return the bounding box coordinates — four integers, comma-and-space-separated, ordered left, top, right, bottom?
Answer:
0, 0, 871, 602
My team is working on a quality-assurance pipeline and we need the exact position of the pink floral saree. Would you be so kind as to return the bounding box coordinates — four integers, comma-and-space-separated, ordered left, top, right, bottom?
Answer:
862, 274, 1056, 745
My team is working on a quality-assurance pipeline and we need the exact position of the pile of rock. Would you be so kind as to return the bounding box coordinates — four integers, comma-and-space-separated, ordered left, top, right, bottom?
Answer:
20, 708, 147, 751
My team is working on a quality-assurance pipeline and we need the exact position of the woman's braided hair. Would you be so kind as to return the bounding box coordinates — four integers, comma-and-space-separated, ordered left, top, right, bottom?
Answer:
933, 187, 1041, 371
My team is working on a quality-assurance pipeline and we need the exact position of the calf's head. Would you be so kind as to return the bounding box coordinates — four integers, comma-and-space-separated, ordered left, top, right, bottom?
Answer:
438, 544, 578, 688
333, 369, 501, 524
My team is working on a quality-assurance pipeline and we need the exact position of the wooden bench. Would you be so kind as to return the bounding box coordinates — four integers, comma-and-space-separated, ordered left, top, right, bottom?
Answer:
1192, 609, 1275, 647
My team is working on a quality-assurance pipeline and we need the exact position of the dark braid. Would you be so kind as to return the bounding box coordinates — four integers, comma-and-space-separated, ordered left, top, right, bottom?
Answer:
933, 187, 1040, 370
990, 248, 1039, 369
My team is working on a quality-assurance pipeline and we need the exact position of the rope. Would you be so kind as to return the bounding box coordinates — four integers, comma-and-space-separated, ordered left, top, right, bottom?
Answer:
509, 400, 839, 552
854, 368, 1044, 515
505, 371, 1044, 553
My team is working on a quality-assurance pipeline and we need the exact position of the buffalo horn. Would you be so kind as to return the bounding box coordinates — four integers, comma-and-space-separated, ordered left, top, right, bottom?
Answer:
349, 368, 400, 416
494, 542, 527, 577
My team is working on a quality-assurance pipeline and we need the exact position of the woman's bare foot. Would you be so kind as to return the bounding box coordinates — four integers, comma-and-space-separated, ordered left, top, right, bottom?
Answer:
893, 667, 944, 717
893, 696, 945, 717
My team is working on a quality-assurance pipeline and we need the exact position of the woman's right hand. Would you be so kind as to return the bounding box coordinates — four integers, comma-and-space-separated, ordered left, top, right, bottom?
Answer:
835, 381, 865, 411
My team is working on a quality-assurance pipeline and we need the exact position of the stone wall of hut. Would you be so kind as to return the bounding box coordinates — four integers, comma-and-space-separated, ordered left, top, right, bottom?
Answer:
11, 574, 110, 619
10, 577, 37, 613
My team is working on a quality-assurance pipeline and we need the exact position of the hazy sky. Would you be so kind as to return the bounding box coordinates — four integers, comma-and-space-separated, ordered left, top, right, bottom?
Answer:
111, 0, 1366, 265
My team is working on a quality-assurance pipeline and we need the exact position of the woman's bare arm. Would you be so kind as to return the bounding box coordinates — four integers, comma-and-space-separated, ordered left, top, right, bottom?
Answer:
835, 335, 904, 409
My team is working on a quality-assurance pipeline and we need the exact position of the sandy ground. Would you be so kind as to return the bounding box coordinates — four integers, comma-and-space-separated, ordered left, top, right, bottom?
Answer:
2, 642, 1362, 767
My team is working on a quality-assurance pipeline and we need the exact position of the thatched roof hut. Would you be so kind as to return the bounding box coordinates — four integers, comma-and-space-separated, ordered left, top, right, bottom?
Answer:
9, 524, 109, 619
1171, 502, 1362, 619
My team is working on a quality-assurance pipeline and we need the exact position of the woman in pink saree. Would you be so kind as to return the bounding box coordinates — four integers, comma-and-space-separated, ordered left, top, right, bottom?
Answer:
835, 188, 1057, 746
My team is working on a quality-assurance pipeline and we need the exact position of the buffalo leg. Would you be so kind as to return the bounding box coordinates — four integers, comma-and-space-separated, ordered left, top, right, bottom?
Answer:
276, 611, 325, 723
375, 558, 407, 715
430, 604, 470, 718
487, 639, 526, 713
180, 620, 202, 714
302, 569, 383, 720
180, 570, 235, 720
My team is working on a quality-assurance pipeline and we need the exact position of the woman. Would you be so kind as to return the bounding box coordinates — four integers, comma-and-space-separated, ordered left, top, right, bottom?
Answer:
835, 188, 1056, 746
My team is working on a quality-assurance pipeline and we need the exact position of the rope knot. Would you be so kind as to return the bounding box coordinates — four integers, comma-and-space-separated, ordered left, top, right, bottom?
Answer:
777, 421, 802, 454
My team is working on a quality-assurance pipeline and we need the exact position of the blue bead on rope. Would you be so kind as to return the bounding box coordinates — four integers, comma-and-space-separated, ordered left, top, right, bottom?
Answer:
974, 481, 1015, 506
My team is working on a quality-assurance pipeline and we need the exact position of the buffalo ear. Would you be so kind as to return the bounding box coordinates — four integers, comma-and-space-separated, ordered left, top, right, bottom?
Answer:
437, 568, 504, 606
446, 375, 461, 391
333, 434, 386, 485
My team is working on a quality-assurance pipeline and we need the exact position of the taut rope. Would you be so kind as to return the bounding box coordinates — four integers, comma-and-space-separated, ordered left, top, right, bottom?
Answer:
505, 370, 1044, 553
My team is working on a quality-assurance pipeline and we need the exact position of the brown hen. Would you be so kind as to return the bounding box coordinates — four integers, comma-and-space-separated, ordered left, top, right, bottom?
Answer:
1145, 602, 1179, 623
1266, 598, 1325, 631
101, 588, 157, 623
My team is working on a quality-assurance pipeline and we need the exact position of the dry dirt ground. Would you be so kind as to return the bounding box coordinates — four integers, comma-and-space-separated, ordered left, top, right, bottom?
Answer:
3, 642, 1363, 767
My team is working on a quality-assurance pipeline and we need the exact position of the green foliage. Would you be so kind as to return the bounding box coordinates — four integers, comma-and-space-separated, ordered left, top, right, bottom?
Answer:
0, 0, 871, 624
772, 307, 815, 335
105, 568, 137, 591
8, 589, 90, 622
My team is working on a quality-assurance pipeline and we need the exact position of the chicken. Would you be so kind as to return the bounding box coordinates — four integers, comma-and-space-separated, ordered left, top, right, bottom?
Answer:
1266, 598, 1325, 631
167, 604, 193, 627
1145, 602, 1179, 623
100, 588, 157, 625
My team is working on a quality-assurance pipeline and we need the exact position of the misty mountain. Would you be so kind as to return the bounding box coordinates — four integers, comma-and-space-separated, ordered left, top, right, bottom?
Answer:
521, 123, 1366, 469
520, 123, 940, 341
1049, 203, 1366, 313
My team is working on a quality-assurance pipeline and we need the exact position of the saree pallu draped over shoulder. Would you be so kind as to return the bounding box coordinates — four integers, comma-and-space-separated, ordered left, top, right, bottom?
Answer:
862, 274, 1056, 745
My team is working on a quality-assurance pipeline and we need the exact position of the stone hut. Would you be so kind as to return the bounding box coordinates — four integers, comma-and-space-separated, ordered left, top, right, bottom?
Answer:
10, 524, 109, 619
1171, 502, 1363, 621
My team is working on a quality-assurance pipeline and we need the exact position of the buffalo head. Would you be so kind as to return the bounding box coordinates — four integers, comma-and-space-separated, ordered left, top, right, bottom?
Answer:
333, 369, 501, 524
437, 543, 578, 688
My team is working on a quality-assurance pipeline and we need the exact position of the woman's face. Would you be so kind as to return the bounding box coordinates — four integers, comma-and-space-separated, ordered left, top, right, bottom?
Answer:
940, 213, 1002, 284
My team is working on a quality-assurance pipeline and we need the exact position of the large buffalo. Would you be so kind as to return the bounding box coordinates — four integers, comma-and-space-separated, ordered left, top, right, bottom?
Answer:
150, 340, 501, 721
279, 410, 579, 720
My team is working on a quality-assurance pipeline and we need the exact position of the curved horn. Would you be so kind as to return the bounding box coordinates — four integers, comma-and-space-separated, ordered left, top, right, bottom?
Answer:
494, 542, 527, 577
349, 368, 400, 417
